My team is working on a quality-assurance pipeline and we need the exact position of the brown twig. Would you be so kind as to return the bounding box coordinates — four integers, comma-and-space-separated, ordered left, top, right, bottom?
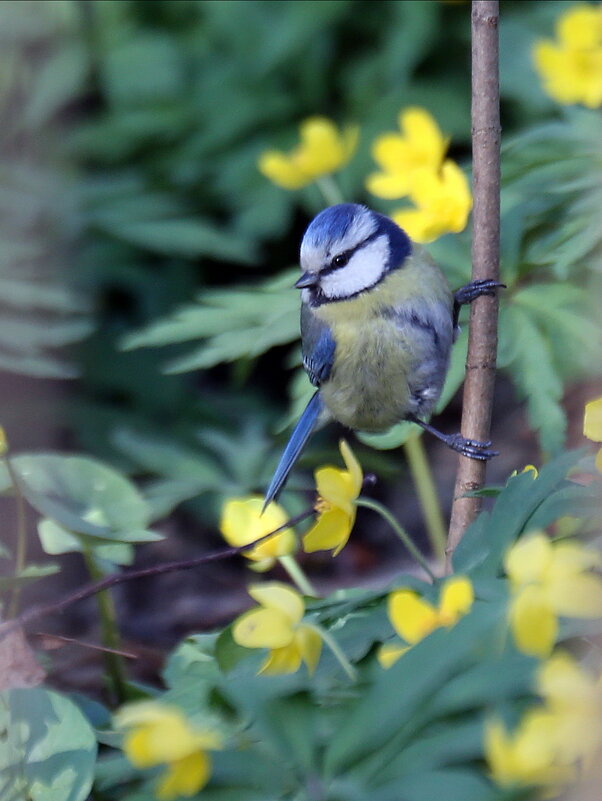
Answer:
446, 0, 501, 573
0, 508, 315, 642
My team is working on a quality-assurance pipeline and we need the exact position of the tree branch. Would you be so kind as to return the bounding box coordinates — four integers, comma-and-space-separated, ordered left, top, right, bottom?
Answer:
446, 0, 501, 572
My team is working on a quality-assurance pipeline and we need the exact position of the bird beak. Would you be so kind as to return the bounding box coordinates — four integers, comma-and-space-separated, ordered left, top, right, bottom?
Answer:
295, 271, 319, 289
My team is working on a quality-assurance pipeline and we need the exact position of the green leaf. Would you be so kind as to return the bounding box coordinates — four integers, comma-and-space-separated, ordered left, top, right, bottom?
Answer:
369, 769, 497, 801
324, 600, 503, 775
453, 449, 583, 575
0, 563, 59, 591
0, 688, 97, 801
37, 519, 135, 564
11, 453, 159, 542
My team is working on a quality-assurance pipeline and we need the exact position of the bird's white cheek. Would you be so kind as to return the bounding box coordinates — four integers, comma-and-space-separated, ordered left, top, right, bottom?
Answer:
320, 235, 388, 299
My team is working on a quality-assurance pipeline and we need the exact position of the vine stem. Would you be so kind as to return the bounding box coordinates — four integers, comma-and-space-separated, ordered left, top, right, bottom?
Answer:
278, 554, 318, 597
447, 0, 501, 573
315, 175, 345, 206
6, 456, 28, 618
402, 434, 446, 566
82, 549, 128, 704
307, 623, 357, 681
356, 497, 435, 582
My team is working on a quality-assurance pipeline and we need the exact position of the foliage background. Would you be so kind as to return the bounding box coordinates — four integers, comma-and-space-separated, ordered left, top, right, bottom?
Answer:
0, 0, 600, 677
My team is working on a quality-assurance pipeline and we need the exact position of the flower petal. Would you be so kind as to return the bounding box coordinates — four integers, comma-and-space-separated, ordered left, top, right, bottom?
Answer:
298, 117, 357, 175
258, 150, 311, 190
504, 532, 552, 589
302, 507, 353, 555
232, 607, 295, 649
366, 170, 413, 199
399, 107, 448, 165
377, 642, 411, 669
219, 496, 294, 561
259, 642, 303, 675
388, 590, 438, 644
296, 625, 323, 674
315, 466, 355, 514
509, 586, 558, 658
156, 752, 212, 801
549, 572, 602, 618
248, 581, 304, 623
584, 397, 602, 442
438, 576, 474, 624
339, 439, 363, 497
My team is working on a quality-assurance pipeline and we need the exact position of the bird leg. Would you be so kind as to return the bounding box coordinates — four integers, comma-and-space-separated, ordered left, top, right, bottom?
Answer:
406, 414, 498, 461
453, 279, 505, 329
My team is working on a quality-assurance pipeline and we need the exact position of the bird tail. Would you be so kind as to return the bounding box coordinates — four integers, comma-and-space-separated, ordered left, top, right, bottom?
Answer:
263, 391, 323, 511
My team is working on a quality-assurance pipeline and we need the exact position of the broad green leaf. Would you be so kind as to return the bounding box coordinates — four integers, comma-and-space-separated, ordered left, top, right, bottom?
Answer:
0, 563, 59, 591
11, 453, 154, 540
37, 519, 136, 564
0, 688, 97, 801
368, 768, 497, 801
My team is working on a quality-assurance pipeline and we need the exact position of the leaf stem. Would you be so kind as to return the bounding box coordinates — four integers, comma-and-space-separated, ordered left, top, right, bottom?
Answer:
6, 456, 28, 618
356, 497, 435, 582
82, 549, 128, 704
315, 175, 344, 206
308, 623, 357, 681
402, 434, 446, 567
278, 555, 318, 597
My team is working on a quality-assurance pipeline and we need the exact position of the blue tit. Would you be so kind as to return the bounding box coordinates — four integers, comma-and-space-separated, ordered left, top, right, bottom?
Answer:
264, 203, 502, 508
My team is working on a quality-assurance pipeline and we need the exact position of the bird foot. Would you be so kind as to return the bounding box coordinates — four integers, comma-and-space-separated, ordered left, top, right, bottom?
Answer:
454, 279, 505, 306
445, 432, 499, 461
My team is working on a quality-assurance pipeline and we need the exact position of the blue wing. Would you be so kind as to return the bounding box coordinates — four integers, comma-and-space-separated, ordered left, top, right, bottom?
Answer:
263, 391, 323, 510
301, 304, 336, 387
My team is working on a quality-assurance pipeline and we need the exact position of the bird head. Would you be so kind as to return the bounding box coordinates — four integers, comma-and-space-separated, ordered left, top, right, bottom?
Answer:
296, 203, 411, 305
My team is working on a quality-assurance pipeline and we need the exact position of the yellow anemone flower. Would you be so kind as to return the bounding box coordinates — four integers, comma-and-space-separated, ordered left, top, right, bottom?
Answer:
232, 582, 322, 675
584, 396, 602, 472
391, 160, 472, 244
378, 576, 474, 668
366, 107, 449, 199
537, 651, 602, 768
258, 117, 359, 190
533, 4, 602, 109
219, 496, 295, 571
302, 439, 363, 556
505, 532, 602, 657
485, 710, 576, 792
115, 702, 222, 801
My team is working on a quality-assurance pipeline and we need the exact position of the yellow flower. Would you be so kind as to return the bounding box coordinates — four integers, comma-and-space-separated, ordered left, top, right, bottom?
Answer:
485, 710, 575, 792
302, 439, 363, 556
537, 651, 602, 768
258, 117, 359, 190
115, 702, 222, 800
509, 464, 539, 480
219, 496, 295, 571
533, 4, 602, 108
378, 576, 474, 667
391, 160, 472, 243
232, 582, 322, 675
366, 107, 449, 199
505, 532, 602, 657
584, 396, 602, 472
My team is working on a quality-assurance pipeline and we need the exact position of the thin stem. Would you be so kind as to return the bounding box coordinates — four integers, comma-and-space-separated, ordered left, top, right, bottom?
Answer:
447, 0, 501, 572
82, 549, 127, 704
6, 456, 28, 618
356, 497, 435, 582
315, 174, 344, 206
308, 623, 357, 681
402, 434, 446, 566
278, 555, 318, 597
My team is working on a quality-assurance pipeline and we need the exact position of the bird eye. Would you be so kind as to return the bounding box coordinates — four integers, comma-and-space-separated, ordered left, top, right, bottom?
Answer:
331, 252, 349, 269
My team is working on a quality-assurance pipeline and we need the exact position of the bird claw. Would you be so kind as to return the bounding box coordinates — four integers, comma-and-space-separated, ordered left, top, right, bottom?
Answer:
447, 432, 498, 461
454, 279, 505, 306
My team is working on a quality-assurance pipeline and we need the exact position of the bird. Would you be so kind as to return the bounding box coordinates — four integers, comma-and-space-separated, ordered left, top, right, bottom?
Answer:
263, 203, 502, 508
